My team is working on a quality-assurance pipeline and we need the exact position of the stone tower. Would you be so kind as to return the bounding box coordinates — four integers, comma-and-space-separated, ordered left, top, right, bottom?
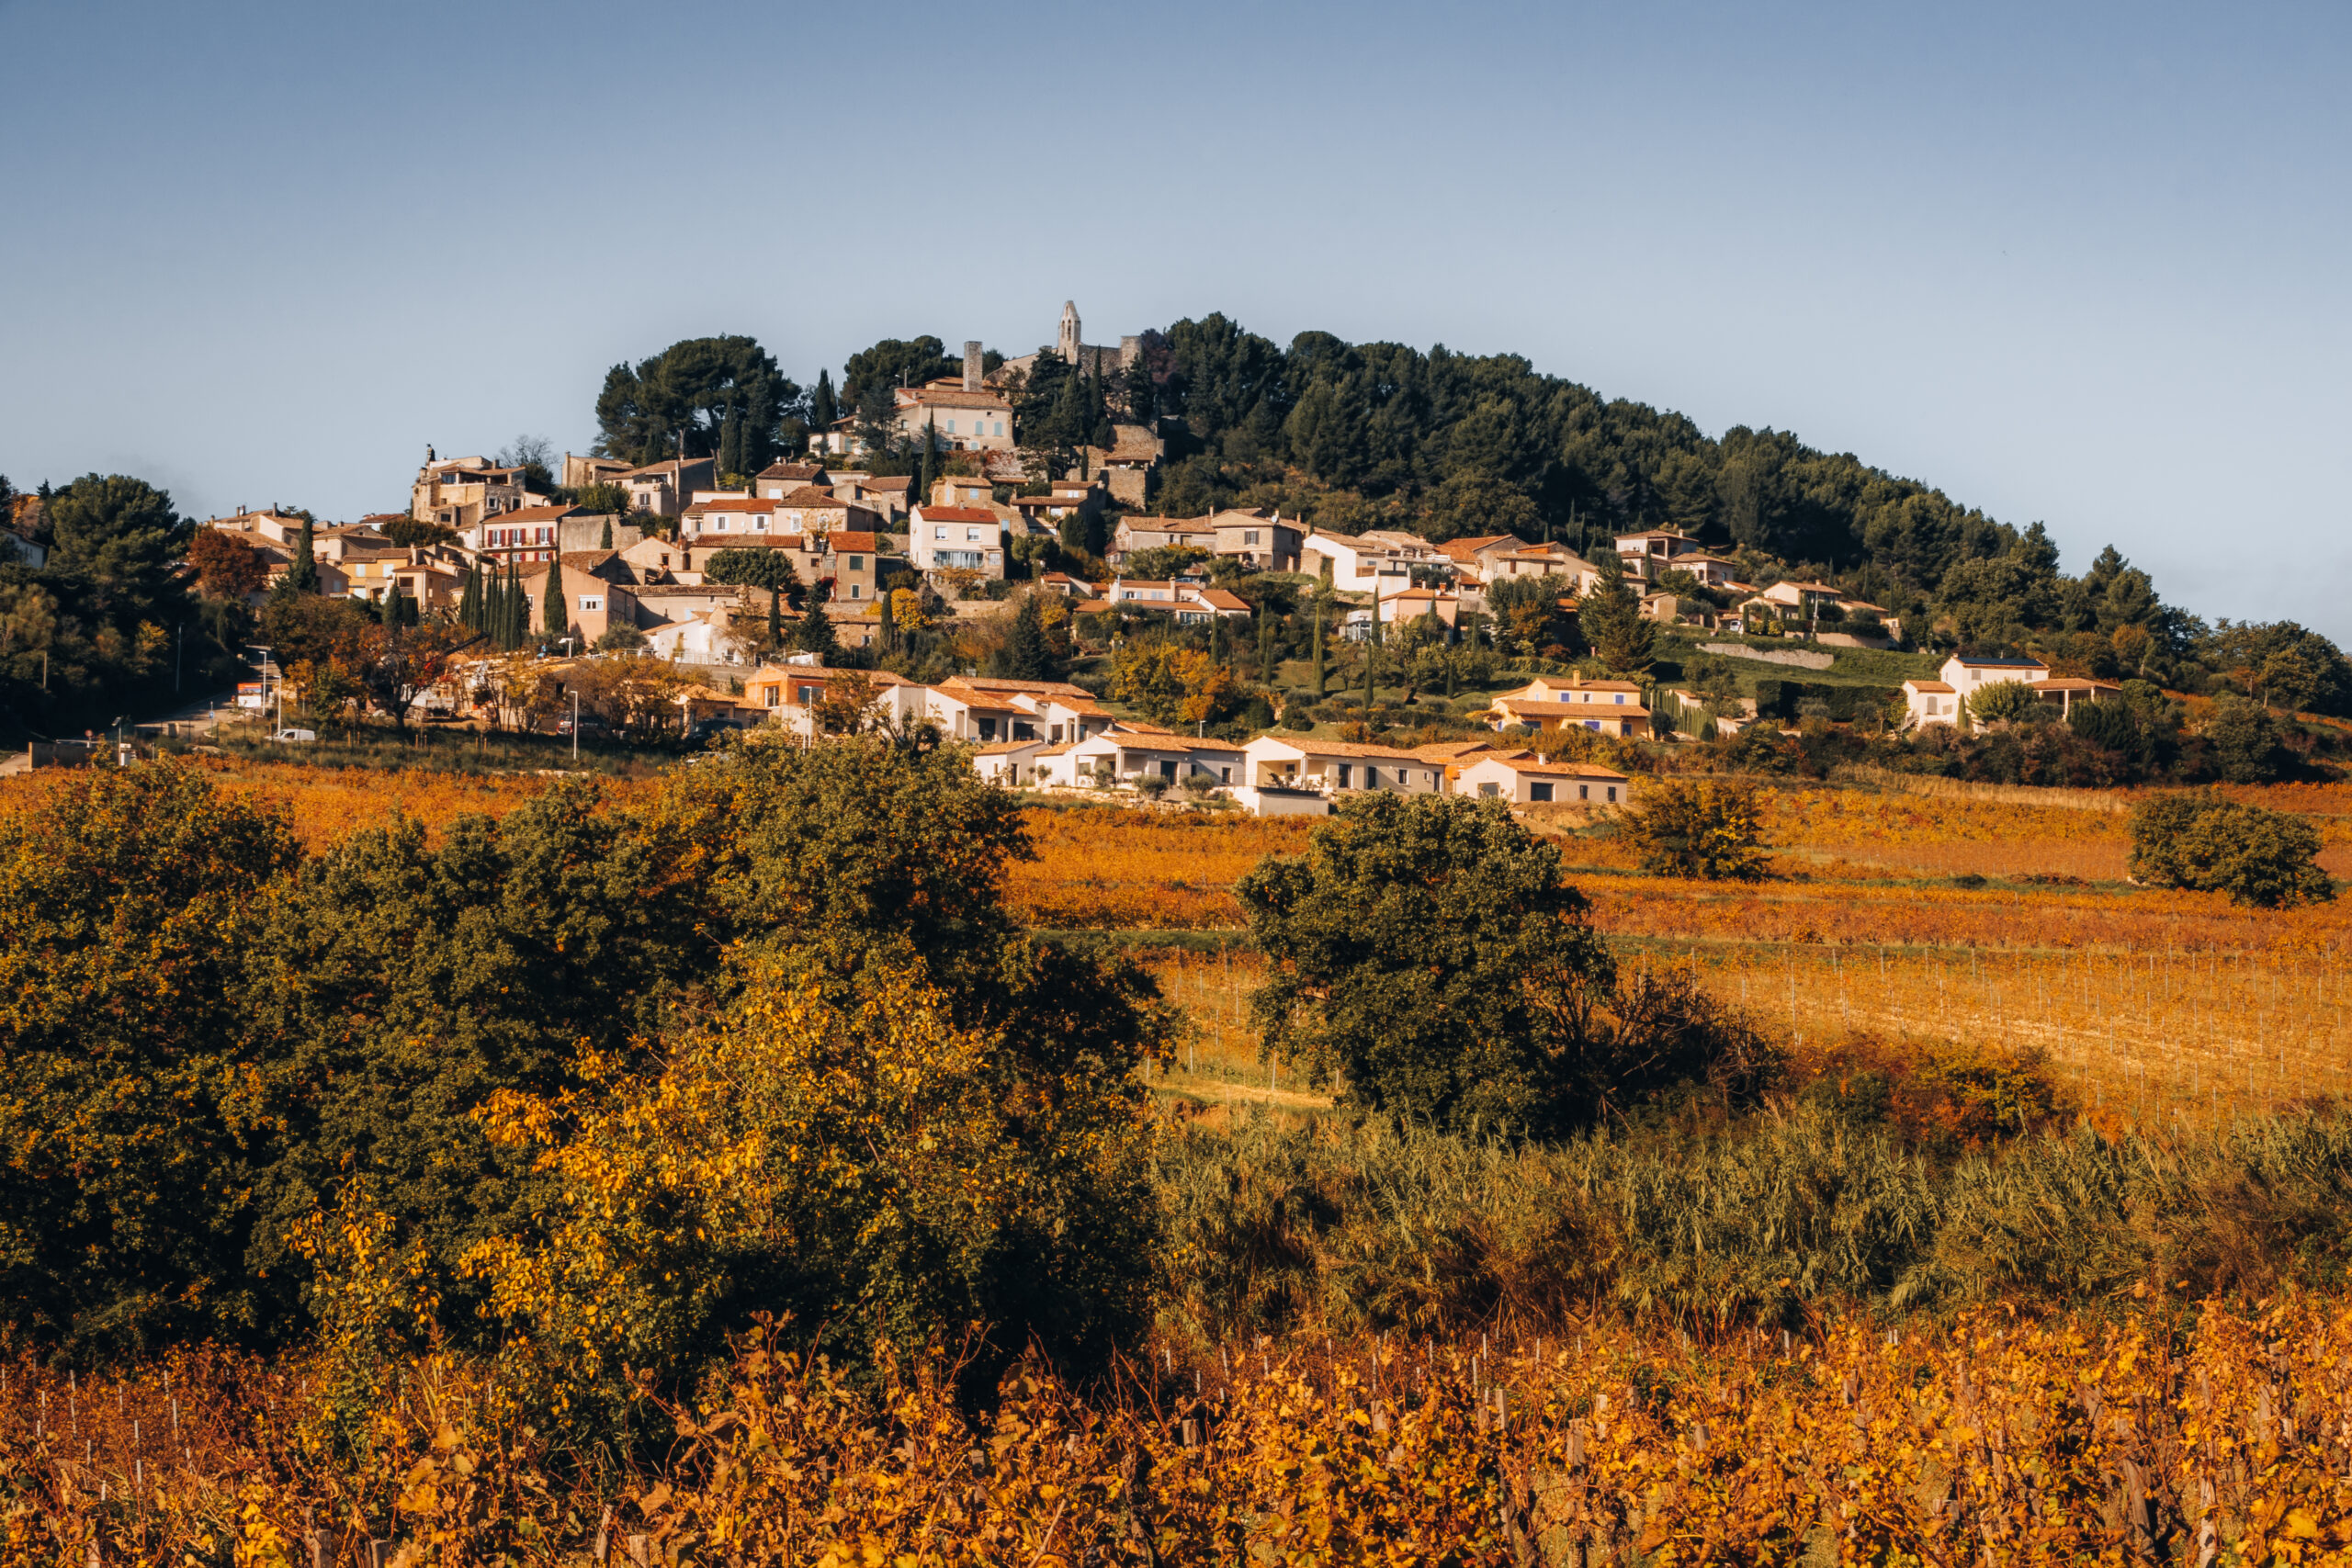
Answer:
1057, 300, 1081, 364
963, 340, 983, 392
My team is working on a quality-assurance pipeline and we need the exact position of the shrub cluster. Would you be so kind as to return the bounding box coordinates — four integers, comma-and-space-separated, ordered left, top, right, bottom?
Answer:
1154, 1095, 2352, 1342
0, 748, 1166, 1394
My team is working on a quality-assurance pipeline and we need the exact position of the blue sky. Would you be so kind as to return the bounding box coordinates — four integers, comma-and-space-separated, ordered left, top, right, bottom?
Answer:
2, 0, 2345, 636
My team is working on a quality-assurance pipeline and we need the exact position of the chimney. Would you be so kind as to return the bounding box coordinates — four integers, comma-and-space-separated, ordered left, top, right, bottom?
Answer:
963, 340, 982, 393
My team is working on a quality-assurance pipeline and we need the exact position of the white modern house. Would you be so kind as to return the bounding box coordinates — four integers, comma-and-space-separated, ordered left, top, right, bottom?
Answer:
1453, 754, 1630, 806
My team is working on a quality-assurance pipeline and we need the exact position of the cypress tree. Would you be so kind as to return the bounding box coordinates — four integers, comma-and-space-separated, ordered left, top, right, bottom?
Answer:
1003, 594, 1050, 680
543, 555, 567, 638
502, 562, 522, 649
599, 516, 614, 550
917, 416, 935, 506
1364, 584, 1379, 709
878, 581, 897, 654
458, 563, 480, 631
1311, 591, 1327, 696
286, 516, 320, 593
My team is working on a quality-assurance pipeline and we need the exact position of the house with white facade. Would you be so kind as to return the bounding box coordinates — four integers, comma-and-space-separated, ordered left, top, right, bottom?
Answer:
1905, 652, 2118, 727
1300, 528, 1420, 589
1612, 530, 1700, 580
1454, 755, 1630, 806
1902, 680, 1962, 727
1485, 545, 1602, 592
1027, 725, 1246, 790
1431, 534, 1528, 583
1760, 581, 1845, 619
1239, 736, 1449, 795
909, 505, 1006, 581
1940, 651, 2050, 692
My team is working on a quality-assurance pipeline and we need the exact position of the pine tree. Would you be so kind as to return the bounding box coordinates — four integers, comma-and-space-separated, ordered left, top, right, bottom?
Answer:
286, 517, 320, 593
794, 579, 838, 660
543, 555, 567, 639
1581, 554, 1657, 674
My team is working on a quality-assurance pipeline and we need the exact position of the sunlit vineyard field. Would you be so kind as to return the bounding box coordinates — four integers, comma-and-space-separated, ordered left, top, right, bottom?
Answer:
7, 757, 2345, 1128
17, 1299, 2352, 1563
9, 752, 2352, 1556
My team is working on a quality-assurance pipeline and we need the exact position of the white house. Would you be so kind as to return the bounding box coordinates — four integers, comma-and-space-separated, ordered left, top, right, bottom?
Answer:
910, 505, 1006, 581
1903, 679, 1962, 728
972, 738, 1051, 786
1485, 545, 1600, 592
925, 677, 1114, 745
1300, 528, 1419, 588
1454, 755, 1630, 806
1918, 667, 2126, 728
1612, 530, 1698, 580
1940, 651, 2050, 693
1907, 654, 2117, 728
1760, 581, 1845, 619
1430, 534, 1528, 583
1030, 725, 1244, 790
1240, 736, 1448, 795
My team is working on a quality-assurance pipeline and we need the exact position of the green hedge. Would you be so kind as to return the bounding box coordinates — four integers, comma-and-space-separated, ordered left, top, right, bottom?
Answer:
1753, 679, 1901, 721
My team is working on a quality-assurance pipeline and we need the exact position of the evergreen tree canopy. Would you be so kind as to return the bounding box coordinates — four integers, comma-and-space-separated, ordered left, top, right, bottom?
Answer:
706, 547, 798, 646
793, 578, 838, 659
1238, 795, 1617, 1134
1579, 552, 1654, 673
47, 473, 189, 604
841, 337, 959, 404
594, 336, 803, 469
